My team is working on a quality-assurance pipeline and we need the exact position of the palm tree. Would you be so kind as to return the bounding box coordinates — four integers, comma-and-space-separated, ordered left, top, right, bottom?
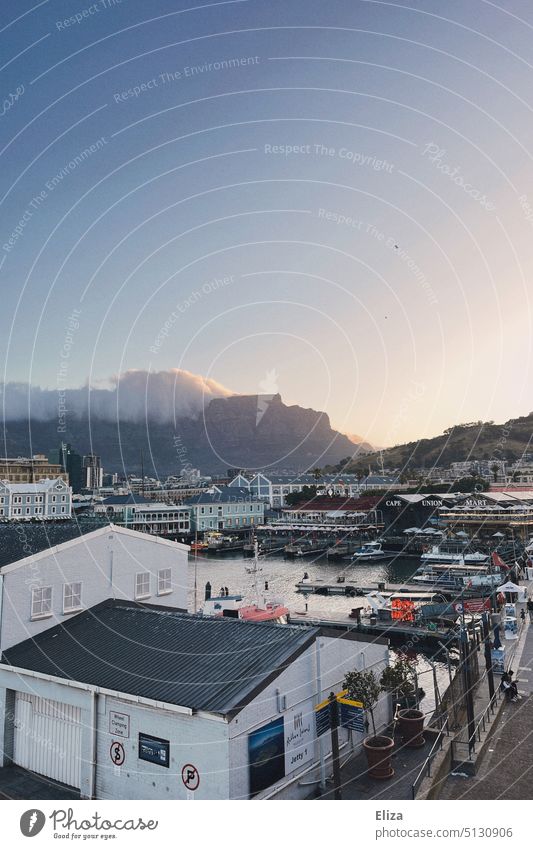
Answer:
311, 467, 323, 483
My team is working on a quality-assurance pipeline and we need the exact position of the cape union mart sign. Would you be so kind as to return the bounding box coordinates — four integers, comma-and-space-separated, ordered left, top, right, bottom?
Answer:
48, 808, 159, 834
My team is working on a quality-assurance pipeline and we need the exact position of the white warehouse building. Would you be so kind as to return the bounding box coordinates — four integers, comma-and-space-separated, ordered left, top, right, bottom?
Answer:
0, 523, 190, 652
0, 603, 390, 800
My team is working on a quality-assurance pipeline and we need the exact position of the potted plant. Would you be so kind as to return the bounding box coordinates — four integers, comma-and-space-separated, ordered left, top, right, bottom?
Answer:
380, 658, 425, 748
343, 669, 394, 779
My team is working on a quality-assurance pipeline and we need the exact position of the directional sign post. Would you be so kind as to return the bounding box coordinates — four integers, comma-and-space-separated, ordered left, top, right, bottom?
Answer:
314, 689, 363, 799
338, 696, 365, 733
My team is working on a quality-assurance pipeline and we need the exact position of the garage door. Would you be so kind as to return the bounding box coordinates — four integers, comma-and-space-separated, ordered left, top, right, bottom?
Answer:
13, 693, 82, 789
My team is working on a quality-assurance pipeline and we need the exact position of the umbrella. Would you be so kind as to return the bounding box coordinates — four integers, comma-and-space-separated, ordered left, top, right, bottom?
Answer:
403, 527, 420, 534
455, 531, 469, 537
492, 532, 505, 538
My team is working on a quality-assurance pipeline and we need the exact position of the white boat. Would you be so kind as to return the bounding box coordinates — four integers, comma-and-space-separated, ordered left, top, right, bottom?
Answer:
420, 544, 488, 566
350, 541, 388, 562
413, 561, 497, 590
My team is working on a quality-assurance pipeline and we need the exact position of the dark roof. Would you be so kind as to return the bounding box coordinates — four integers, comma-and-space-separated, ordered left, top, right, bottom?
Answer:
0, 520, 110, 569
283, 496, 379, 512
2, 599, 316, 715
185, 487, 260, 505
101, 494, 150, 505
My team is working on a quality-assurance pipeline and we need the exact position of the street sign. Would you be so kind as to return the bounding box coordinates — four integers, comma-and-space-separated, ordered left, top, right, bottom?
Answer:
315, 690, 356, 737
109, 741, 125, 766
338, 696, 365, 733
314, 701, 331, 738
181, 763, 200, 791
109, 710, 130, 738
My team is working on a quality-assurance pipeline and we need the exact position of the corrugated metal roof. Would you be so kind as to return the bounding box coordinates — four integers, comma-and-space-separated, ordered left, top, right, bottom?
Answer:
0, 520, 109, 569
2, 600, 317, 715
185, 487, 260, 504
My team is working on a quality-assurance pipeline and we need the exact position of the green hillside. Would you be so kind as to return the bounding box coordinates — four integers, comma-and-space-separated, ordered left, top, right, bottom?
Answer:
342, 413, 533, 473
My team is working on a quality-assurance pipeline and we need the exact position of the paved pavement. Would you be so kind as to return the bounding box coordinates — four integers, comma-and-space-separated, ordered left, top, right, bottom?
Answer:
439, 612, 533, 800
319, 727, 438, 800
0, 766, 80, 800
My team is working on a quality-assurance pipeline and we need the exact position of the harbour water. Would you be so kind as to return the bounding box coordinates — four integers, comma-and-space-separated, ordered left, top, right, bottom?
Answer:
189, 550, 453, 714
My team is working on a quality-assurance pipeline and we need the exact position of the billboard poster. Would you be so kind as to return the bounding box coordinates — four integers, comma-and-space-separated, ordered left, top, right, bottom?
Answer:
491, 647, 505, 674
248, 717, 285, 797
284, 707, 314, 774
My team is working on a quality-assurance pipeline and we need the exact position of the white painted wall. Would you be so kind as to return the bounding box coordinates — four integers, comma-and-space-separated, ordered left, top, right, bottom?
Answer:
228, 633, 390, 799
95, 697, 229, 801
0, 527, 189, 651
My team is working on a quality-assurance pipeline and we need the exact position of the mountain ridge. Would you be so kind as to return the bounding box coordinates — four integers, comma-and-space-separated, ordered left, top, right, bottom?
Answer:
2, 393, 372, 476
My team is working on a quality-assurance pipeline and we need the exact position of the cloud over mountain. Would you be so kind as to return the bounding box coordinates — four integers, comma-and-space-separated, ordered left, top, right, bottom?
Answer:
1, 369, 233, 423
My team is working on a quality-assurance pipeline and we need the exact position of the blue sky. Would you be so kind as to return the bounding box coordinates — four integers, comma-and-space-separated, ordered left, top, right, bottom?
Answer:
2, 0, 533, 445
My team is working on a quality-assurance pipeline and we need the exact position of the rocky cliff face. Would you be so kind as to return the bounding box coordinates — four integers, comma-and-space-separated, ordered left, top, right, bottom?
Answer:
2, 394, 365, 475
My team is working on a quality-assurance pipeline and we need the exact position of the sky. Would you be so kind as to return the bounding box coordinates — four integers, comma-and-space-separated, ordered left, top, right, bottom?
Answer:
2, 0, 533, 447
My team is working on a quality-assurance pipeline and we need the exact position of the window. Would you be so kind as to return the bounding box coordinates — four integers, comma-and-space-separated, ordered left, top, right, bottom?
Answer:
61, 506, 66, 513
158, 568, 172, 595
135, 572, 151, 599
25, 507, 30, 515
63, 582, 82, 613
31, 586, 52, 619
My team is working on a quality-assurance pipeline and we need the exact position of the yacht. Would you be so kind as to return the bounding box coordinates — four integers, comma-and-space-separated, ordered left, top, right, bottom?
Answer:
420, 544, 488, 566
350, 541, 389, 562
413, 561, 498, 591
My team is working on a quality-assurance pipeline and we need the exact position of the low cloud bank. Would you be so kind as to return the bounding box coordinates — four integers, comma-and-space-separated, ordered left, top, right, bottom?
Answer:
1, 369, 233, 422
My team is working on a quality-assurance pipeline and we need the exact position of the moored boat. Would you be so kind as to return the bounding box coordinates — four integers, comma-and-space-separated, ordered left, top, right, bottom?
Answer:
350, 541, 389, 562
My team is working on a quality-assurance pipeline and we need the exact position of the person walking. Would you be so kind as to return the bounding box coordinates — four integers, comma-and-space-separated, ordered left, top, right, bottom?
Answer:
527, 596, 533, 624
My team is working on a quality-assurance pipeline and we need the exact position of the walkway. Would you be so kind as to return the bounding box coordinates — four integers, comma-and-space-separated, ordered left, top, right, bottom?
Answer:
439, 611, 533, 800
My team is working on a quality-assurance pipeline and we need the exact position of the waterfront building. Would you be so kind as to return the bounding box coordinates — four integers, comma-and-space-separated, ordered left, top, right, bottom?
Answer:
231, 473, 362, 508
1, 454, 67, 485
0, 478, 72, 521
94, 494, 191, 536
281, 496, 383, 529
0, 601, 389, 799
439, 490, 533, 541
185, 487, 264, 532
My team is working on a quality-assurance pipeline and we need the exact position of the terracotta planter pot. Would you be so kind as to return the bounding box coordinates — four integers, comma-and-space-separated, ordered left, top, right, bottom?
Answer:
363, 735, 395, 779
398, 708, 425, 748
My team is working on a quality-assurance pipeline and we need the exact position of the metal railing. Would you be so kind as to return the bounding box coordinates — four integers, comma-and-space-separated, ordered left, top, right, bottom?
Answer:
411, 715, 449, 799
450, 688, 502, 765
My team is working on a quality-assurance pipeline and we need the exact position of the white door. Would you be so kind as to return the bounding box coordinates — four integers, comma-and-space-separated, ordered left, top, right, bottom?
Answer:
13, 693, 82, 789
